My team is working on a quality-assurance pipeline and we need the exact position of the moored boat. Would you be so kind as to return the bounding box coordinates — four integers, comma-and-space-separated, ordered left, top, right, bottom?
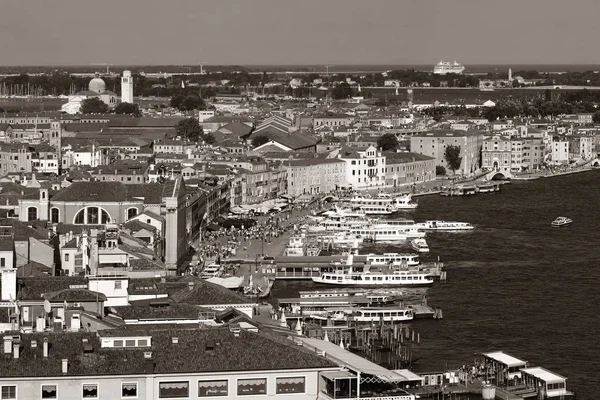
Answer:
411, 238, 430, 253
312, 266, 433, 287
416, 220, 474, 231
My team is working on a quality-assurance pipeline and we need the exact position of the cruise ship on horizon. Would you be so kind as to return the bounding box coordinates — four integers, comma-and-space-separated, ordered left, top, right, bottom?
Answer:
433, 60, 466, 75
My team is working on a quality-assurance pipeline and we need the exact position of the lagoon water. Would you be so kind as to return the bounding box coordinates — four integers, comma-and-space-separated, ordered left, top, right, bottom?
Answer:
272, 170, 600, 399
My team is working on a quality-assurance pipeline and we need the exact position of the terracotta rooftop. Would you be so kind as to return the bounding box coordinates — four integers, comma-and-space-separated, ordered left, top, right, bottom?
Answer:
0, 327, 336, 377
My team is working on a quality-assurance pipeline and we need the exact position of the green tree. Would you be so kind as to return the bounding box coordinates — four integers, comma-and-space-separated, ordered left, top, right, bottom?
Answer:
80, 97, 108, 114
203, 133, 216, 145
331, 82, 353, 99
175, 117, 202, 141
252, 135, 270, 148
593, 111, 600, 123
377, 133, 399, 151
444, 145, 462, 174
113, 102, 141, 117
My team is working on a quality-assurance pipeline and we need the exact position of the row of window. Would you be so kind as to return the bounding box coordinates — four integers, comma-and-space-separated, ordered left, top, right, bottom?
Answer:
27, 206, 139, 224
0, 378, 306, 400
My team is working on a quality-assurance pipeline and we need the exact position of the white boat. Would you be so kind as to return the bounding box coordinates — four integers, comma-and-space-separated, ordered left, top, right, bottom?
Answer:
200, 264, 224, 279
352, 307, 414, 323
416, 220, 474, 231
358, 205, 395, 215
365, 253, 420, 267
319, 233, 364, 247
347, 192, 417, 211
312, 267, 433, 287
349, 226, 408, 242
324, 307, 414, 323
411, 238, 430, 253
551, 216, 572, 227
433, 60, 465, 75
372, 220, 426, 239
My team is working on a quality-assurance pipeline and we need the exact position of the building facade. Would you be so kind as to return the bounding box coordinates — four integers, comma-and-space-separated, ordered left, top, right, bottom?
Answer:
410, 130, 483, 175
383, 152, 436, 187
337, 145, 386, 189
285, 158, 346, 196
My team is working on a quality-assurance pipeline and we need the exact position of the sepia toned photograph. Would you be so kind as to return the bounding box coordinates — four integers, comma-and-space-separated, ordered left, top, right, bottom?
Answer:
0, 0, 597, 399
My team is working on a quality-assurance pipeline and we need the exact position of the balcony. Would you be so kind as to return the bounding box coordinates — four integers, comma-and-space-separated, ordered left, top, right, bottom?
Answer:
319, 392, 413, 400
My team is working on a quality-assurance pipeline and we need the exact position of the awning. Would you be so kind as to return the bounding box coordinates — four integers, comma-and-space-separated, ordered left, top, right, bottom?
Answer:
321, 371, 356, 381
206, 223, 220, 231
298, 337, 408, 382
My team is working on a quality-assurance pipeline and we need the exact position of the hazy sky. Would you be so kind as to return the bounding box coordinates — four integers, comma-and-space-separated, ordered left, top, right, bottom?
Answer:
1, 0, 599, 66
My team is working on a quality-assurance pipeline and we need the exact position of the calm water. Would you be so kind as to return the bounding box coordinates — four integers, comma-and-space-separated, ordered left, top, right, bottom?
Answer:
272, 170, 600, 399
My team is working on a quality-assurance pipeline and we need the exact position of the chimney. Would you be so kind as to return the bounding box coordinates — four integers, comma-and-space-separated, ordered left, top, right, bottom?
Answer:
188, 281, 194, 291
3, 337, 12, 355
31, 340, 37, 349
144, 352, 154, 374
171, 337, 179, 344
61, 359, 68, 374
43, 338, 48, 357
13, 342, 19, 359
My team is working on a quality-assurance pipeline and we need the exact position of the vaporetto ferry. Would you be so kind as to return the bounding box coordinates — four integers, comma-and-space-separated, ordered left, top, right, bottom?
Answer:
347, 193, 418, 212
312, 267, 434, 287
416, 220, 474, 231
365, 253, 420, 267
349, 226, 408, 242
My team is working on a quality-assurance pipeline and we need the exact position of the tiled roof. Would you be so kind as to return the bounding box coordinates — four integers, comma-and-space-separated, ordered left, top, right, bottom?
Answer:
124, 220, 157, 233
17, 276, 87, 301
216, 122, 253, 137
166, 276, 254, 306
108, 116, 184, 128
261, 133, 319, 150
51, 182, 164, 204
0, 327, 336, 377
51, 182, 136, 202
114, 301, 208, 320
16, 262, 52, 277
287, 158, 345, 167
140, 210, 165, 222
383, 151, 436, 163
0, 219, 49, 241
44, 288, 107, 302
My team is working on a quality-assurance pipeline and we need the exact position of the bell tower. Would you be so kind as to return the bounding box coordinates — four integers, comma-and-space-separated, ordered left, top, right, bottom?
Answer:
121, 70, 134, 104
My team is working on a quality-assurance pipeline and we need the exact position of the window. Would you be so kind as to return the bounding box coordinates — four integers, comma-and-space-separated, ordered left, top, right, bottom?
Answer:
42, 385, 57, 399
64, 254, 70, 262
198, 381, 228, 397
51, 208, 59, 223
237, 379, 267, 396
159, 382, 189, 398
82, 384, 98, 399
115, 280, 122, 290
276, 377, 305, 394
122, 383, 137, 398
27, 206, 37, 221
1, 386, 15, 400
127, 208, 138, 220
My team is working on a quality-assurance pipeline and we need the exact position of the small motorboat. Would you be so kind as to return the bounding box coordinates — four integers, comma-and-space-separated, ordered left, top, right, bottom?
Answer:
411, 238, 430, 253
551, 217, 572, 227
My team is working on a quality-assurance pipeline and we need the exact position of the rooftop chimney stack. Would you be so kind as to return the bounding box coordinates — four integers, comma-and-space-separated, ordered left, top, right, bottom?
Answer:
188, 281, 194, 291
3, 337, 12, 355
43, 338, 49, 358
62, 359, 68, 374
13, 342, 19, 359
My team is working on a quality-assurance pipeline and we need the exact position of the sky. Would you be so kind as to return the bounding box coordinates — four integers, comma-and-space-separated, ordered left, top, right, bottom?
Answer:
1, 0, 599, 66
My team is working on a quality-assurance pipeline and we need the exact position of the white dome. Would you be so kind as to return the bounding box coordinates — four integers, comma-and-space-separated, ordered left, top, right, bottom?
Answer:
89, 73, 106, 93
